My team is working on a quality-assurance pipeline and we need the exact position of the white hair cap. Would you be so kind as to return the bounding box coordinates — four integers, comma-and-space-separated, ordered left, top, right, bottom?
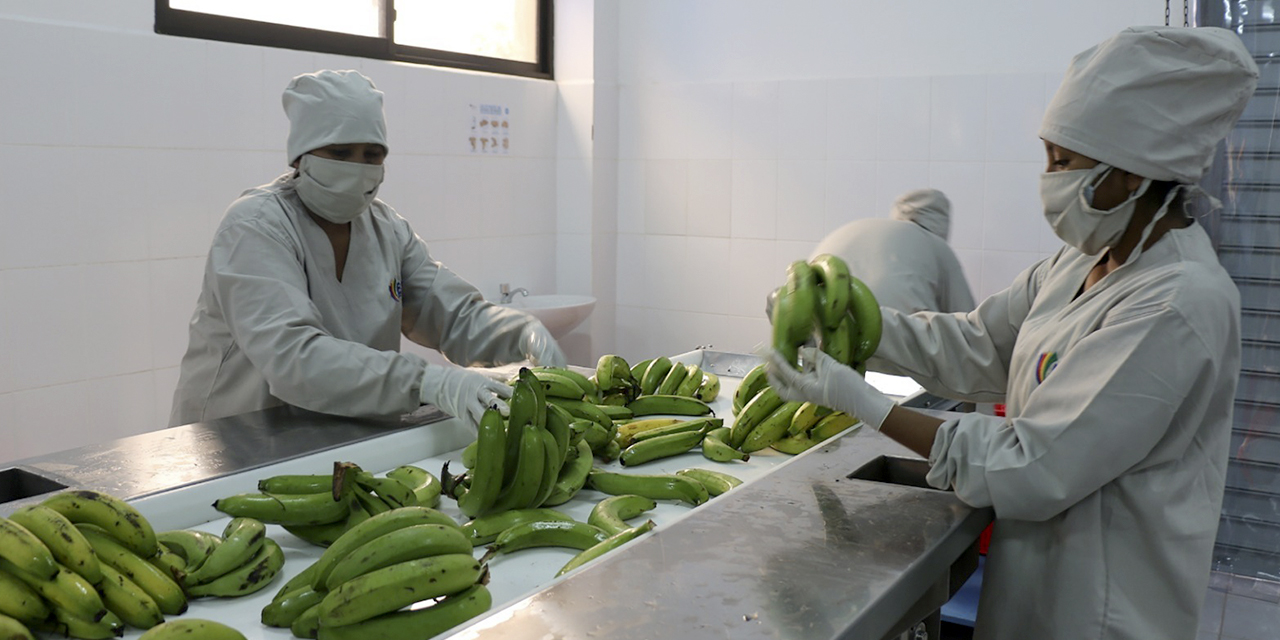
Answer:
283, 70, 388, 164
1040, 26, 1258, 183
890, 188, 951, 240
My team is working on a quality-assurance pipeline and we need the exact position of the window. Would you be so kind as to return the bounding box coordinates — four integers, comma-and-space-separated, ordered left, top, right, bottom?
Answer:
155, 0, 552, 79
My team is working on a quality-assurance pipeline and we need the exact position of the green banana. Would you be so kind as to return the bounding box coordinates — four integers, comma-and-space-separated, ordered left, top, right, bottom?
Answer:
460, 508, 575, 546
262, 585, 326, 628
310, 506, 461, 590
351, 484, 394, 517
614, 417, 684, 445
182, 517, 265, 586
531, 428, 564, 508
543, 440, 594, 506
185, 538, 283, 598
848, 274, 882, 363
0, 558, 107, 624
461, 440, 479, 469
788, 402, 832, 436
138, 619, 247, 640
595, 404, 633, 421
773, 261, 820, 367
695, 373, 721, 402
729, 386, 783, 449
323, 524, 472, 590
34, 609, 122, 640
77, 525, 186, 616
98, 563, 164, 629
600, 439, 622, 462
629, 358, 654, 381
732, 363, 769, 415
506, 374, 540, 441
0, 565, 49, 624
317, 553, 482, 627
626, 394, 713, 417
587, 495, 657, 536
771, 283, 798, 366
655, 361, 689, 395
484, 520, 608, 559
385, 465, 442, 509
150, 542, 186, 580
546, 397, 613, 430
519, 367, 549, 431
586, 470, 709, 506
640, 357, 674, 395
674, 468, 743, 496
620, 430, 705, 467
157, 530, 222, 574
0, 614, 32, 640
820, 313, 856, 366
742, 401, 804, 453
572, 419, 611, 452
674, 364, 704, 397
41, 490, 158, 559
490, 422, 547, 512
8, 505, 102, 586
315, 583, 491, 640
594, 354, 616, 392
556, 520, 656, 577
0, 517, 61, 581
283, 500, 370, 548
811, 253, 852, 329
272, 558, 321, 602
213, 490, 351, 526
457, 408, 507, 518
354, 472, 418, 510
534, 366, 598, 398
291, 602, 323, 639
529, 370, 587, 399
812, 412, 860, 440
629, 417, 722, 445
544, 403, 574, 469
258, 474, 333, 495
771, 432, 821, 454
702, 427, 750, 463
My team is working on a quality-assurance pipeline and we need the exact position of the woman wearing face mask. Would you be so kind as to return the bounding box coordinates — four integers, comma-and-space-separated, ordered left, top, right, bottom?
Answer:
170, 70, 565, 428
767, 27, 1257, 639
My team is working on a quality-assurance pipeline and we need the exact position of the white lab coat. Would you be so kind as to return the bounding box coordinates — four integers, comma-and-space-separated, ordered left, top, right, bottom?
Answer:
170, 173, 536, 426
869, 224, 1239, 639
810, 219, 975, 314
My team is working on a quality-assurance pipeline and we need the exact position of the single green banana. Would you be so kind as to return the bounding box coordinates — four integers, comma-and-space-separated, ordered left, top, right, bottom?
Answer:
848, 274, 882, 363
543, 440, 594, 506
529, 370, 587, 399
640, 357, 674, 395
695, 373, 721, 403
742, 401, 804, 453
41, 490, 158, 559
571, 419, 611, 453
674, 468, 743, 496
317, 553, 483, 627
485, 520, 608, 559
600, 439, 622, 462
771, 283, 799, 366
315, 583, 491, 640
732, 363, 769, 415
258, 474, 333, 495
323, 524, 472, 590
157, 530, 221, 574
519, 367, 549, 431
137, 619, 247, 640
213, 490, 351, 526
150, 542, 187, 581
534, 366, 598, 398
614, 417, 684, 445
182, 517, 265, 586
34, 609, 122, 640
594, 354, 617, 392
490, 422, 547, 512
77, 525, 186, 616
610, 355, 635, 388
272, 558, 321, 602
629, 417, 723, 445
506, 374, 539, 433
8, 505, 102, 586
629, 358, 654, 381
351, 484, 394, 517
811, 253, 853, 330
0, 558, 107, 624
530, 428, 564, 508
291, 601, 323, 639
595, 404, 633, 420
186, 538, 283, 598
587, 495, 657, 536
460, 508, 575, 546
385, 465, 442, 509
98, 563, 164, 630
556, 520, 656, 577
457, 408, 508, 518
0, 517, 60, 581
461, 440, 479, 469
770, 432, 820, 455
544, 402, 574, 470
655, 361, 689, 395
262, 585, 326, 628
627, 394, 713, 417
674, 364, 704, 397
0, 565, 49, 624
586, 470, 708, 506
729, 386, 783, 449
310, 506, 461, 590
788, 402, 831, 436
546, 397, 613, 430
283, 500, 370, 548
620, 430, 705, 467
702, 427, 750, 463
354, 472, 418, 510
0, 613, 32, 640
785, 260, 820, 345
812, 412, 860, 440
820, 313, 856, 366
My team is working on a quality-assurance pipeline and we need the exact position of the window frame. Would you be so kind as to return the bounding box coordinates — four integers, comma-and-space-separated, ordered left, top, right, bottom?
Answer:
154, 0, 554, 80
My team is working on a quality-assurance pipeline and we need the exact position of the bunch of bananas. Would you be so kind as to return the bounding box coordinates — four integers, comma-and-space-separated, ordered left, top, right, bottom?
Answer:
212, 462, 441, 548
726, 363, 860, 454
613, 416, 722, 467
152, 517, 284, 601
262, 506, 489, 640
631, 355, 720, 403
0, 489, 189, 639
772, 254, 882, 370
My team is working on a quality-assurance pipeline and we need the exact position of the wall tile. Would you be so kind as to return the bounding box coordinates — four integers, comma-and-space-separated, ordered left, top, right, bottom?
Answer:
556, 233, 593, 296
983, 162, 1043, 252
146, 150, 238, 261
732, 81, 780, 160
4, 266, 83, 391
719, 314, 772, 356
0, 146, 79, 269
617, 84, 643, 160
647, 235, 690, 310
687, 160, 732, 238
874, 161, 931, 218
0, 23, 82, 146
686, 83, 734, 160
0, 394, 15, 465
380, 155, 446, 236
727, 238, 780, 318
928, 162, 987, 251
0, 272, 10, 394
519, 79, 559, 158
779, 80, 828, 160
826, 77, 880, 161
80, 262, 155, 380
930, 75, 987, 162
557, 82, 595, 160
824, 160, 879, 235
478, 157, 516, 235
9, 385, 86, 462
615, 233, 650, 308
152, 368, 180, 430
645, 159, 689, 235
876, 77, 931, 161
985, 72, 1047, 163
617, 159, 646, 234
730, 159, 777, 239
395, 67, 448, 157
980, 250, 1042, 301
150, 257, 206, 370
613, 304, 653, 362
557, 156, 593, 232
84, 372, 158, 439
199, 40, 269, 151
776, 159, 826, 241
436, 156, 487, 240
685, 237, 733, 315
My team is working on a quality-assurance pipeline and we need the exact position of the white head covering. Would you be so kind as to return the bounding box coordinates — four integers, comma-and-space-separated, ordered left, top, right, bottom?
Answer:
283, 70, 388, 165
1040, 26, 1258, 183
890, 188, 951, 240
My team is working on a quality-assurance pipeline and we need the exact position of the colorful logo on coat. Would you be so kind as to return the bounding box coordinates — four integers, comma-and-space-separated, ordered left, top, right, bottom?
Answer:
388, 279, 402, 302
1035, 352, 1059, 384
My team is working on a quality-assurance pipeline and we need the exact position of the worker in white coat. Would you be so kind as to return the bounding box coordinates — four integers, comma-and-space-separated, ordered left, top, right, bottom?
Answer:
811, 188, 975, 314
171, 70, 565, 428
768, 26, 1256, 639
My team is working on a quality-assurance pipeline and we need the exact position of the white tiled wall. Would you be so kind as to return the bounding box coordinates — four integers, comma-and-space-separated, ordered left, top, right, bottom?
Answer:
0, 9, 558, 464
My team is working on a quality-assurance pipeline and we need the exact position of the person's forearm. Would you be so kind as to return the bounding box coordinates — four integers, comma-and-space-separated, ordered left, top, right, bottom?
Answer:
877, 406, 944, 458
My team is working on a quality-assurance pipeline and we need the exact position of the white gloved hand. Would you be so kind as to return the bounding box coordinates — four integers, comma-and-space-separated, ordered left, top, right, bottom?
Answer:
419, 365, 514, 427
766, 346, 896, 430
519, 322, 567, 367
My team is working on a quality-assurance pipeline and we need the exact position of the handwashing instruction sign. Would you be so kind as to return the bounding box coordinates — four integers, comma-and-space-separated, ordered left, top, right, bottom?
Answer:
469, 103, 510, 155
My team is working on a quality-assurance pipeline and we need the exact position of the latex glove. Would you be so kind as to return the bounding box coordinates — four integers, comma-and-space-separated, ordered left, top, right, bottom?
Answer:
520, 322, 567, 367
419, 365, 513, 427
766, 346, 896, 430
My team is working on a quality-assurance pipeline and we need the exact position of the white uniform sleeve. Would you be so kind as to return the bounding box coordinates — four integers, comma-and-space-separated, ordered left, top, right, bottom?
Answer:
397, 231, 535, 367
926, 299, 1214, 521
868, 258, 1042, 402
211, 220, 426, 418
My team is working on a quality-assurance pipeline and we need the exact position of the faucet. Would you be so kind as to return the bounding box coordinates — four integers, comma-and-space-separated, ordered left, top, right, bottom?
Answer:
499, 283, 530, 303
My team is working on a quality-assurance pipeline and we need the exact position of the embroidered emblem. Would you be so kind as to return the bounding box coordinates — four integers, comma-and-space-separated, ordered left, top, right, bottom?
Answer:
1035, 352, 1059, 384
388, 279, 402, 302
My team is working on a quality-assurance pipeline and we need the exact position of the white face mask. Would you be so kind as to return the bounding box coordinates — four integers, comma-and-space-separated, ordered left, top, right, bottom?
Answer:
1040, 163, 1152, 256
295, 154, 385, 224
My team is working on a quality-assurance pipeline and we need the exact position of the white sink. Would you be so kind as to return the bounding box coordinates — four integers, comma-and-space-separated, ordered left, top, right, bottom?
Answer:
502, 294, 596, 339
